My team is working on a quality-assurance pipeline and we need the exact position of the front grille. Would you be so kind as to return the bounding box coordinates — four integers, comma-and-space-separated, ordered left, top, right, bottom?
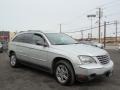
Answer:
97, 55, 110, 65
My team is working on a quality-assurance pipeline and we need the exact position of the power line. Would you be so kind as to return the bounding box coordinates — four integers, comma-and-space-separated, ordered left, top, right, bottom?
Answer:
63, 8, 96, 25
64, 0, 120, 25
103, 2, 120, 18
105, 16, 120, 22
65, 26, 90, 31
98, 0, 120, 8
62, 0, 120, 35
105, 12, 120, 17
64, 22, 116, 33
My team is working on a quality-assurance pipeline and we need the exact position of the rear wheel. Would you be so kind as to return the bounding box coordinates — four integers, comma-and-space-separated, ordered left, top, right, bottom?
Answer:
10, 53, 19, 67
54, 60, 75, 85
0, 49, 3, 53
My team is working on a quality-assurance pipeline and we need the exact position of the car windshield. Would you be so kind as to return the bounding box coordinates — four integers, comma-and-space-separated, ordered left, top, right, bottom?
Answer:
45, 33, 78, 45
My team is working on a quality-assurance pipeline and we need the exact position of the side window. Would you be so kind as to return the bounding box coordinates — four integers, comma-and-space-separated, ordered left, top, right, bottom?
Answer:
13, 34, 24, 42
32, 34, 45, 46
23, 33, 33, 44
13, 33, 33, 44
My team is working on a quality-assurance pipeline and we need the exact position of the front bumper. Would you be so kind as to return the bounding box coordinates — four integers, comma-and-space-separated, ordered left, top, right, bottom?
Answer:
74, 60, 114, 81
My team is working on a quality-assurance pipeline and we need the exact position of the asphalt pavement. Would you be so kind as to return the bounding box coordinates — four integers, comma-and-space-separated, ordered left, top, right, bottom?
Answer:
0, 50, 120, 90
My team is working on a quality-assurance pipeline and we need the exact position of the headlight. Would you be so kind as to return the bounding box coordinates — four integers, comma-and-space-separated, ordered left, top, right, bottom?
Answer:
78, 55, 97, 64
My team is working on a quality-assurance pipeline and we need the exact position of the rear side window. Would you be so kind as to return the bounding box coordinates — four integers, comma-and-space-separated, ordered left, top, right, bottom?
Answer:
13, 33, 33, 44
23, 33, 33, 44
13, 34, 24, 42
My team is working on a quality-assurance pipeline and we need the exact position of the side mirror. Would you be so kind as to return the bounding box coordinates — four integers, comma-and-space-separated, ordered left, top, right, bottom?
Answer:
36, 40, 48, 47
44, 42, 48, 47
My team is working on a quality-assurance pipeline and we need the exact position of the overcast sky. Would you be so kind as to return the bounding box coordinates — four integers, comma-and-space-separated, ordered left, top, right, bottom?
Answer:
0, 0, 120, 38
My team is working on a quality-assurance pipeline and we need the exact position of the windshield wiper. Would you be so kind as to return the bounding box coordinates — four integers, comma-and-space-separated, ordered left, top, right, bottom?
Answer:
54, 43, 79, 45
73, 43, 79, 44
54, 43, 69, 45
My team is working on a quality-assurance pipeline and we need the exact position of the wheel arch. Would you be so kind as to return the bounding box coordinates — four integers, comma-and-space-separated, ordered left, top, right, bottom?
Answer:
52, 57, 75, 74
9, 50, 15, 57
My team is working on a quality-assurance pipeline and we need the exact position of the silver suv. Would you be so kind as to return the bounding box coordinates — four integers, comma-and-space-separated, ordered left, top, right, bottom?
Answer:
8, 30, 114, 85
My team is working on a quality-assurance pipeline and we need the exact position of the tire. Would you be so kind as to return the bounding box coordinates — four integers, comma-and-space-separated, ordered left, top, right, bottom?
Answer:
54, 60, 75, 85
0, 49, 3, 53
10, 53, 19, 67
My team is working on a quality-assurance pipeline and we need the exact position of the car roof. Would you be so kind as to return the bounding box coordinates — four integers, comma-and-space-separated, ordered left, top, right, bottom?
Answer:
18, 30, 62, 35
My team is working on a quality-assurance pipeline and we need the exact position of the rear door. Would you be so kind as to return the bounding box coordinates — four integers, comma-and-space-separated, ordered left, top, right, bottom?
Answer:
12, 33, 33, 62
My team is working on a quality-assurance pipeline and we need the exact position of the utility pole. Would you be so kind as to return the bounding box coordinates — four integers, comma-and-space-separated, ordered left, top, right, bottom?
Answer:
98, 8, 102, 43
88, 33, 90, 39
115, 21, 118, 45
60, 24, 61, 33
81, 31, 83, 40
104, 21, 106, 48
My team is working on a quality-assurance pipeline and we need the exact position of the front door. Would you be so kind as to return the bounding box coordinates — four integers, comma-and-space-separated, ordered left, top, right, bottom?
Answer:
28, 33, 49, 67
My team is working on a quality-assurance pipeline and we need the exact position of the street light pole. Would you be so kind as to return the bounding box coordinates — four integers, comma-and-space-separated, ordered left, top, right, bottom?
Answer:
81, 31, 83, 40
90, 17, 93, 38
87, 14, 96, 40
98, 8, 102, 43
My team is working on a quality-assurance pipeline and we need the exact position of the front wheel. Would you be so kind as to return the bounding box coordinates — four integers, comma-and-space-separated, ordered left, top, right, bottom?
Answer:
54, 60, 75, 85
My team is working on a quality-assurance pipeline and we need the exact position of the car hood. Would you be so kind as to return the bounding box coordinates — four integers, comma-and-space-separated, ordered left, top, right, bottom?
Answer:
51, 44, 108, 56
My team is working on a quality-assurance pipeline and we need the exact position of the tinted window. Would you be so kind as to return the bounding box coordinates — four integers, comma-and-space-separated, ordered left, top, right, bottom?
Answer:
32, 34, 45, 45
13, 34, 25, 42
23, 33, 33, 43
13, 33, 33, 44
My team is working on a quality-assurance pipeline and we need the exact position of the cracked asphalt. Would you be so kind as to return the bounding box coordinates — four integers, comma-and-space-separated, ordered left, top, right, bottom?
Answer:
0, 50, 120, 90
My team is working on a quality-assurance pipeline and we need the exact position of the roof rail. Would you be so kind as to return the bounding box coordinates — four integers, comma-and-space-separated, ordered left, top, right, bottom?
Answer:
19, 31, 25, 33
18, 30, 44, 34
27, 30, 43, 33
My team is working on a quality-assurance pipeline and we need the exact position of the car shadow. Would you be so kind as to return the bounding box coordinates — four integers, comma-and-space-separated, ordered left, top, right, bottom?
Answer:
16, 64, 109, 87
19, 64, 54, 78
75, 78, 107, 86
